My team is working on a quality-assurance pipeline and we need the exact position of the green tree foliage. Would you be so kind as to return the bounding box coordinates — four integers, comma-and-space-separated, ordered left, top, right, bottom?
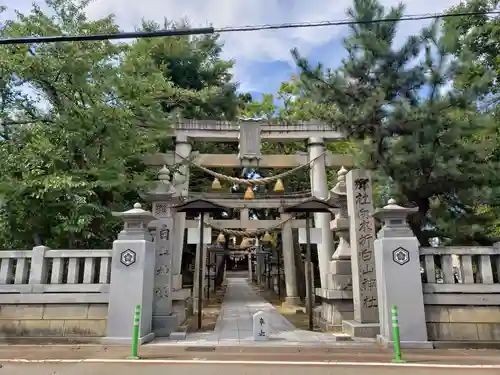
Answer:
443, 0, 499, 102
442, 0, 500, 239
127, 20, 242, 140
125, 20, 246, 195
0, 0, 173, 249
292, 0, 499, 245
0, 0, 243, 249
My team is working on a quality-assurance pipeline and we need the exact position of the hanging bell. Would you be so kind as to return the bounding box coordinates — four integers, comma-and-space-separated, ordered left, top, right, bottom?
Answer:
262, 231, 273, 243
273, 178, 285, 193
244, 186, 255, 200
216, 232, 226, 243
212, 177, 222, 190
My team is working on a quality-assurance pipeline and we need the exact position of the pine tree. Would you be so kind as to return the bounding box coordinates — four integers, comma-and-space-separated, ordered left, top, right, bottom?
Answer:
292, 0, 498, 245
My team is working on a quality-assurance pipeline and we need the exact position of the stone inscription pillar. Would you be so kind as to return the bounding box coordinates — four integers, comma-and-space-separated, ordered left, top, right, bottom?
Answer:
342, 169, 380, 338
152, 221, 177, 335
346, 169, 378, 323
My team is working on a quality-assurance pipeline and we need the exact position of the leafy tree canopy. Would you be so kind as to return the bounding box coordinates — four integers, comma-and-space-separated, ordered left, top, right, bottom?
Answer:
0, 0, 242, 249
292, 0, 499, 245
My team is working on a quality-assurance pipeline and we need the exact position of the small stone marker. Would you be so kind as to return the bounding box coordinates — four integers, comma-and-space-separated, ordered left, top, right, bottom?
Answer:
252, 310, 269, 341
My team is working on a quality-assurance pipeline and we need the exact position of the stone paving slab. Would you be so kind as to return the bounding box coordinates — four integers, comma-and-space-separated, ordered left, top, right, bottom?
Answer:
151, 276, 360, 346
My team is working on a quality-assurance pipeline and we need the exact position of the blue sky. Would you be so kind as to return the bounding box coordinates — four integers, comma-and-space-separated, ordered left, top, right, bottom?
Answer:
2, 0, 464, 97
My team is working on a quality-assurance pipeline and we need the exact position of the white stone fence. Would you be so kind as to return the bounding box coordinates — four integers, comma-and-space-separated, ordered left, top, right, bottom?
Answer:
0, 246, 111, 304
420, 246, 500, 305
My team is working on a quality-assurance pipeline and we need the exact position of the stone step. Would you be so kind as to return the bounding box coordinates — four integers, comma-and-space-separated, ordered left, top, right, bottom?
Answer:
330, 333, 352, 341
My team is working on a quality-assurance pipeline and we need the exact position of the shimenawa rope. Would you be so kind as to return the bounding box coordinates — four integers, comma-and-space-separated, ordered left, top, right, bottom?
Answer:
201, 214, 296, 237
174, 151, 325, 186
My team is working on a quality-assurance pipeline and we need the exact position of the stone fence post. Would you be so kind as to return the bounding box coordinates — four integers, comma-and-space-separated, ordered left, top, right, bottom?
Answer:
103, 203, 157, 345
373, 199, 432, 348
28, 245, 49, 284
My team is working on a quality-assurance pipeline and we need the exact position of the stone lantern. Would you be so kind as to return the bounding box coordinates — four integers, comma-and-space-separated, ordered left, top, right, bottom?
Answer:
315, 167, 354, 332
373, 198, 417, 239
330, 166, 350, 260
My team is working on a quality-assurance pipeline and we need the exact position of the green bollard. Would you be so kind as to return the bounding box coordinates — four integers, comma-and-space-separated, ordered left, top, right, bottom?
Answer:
127, 305, 141, 360
391, 305, 406, 363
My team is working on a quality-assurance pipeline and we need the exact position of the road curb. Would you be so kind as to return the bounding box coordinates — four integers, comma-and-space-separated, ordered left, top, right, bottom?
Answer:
1, 358, 500, 368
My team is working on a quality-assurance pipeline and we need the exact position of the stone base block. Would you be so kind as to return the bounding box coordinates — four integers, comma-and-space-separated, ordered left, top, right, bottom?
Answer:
314, 309, 353, 337
326, 274, 353, 291
329, 260, 351, 275
319, 299, 354, 327
342, 320, 380, 338
315, 315, 342, 333
172, 296, 192, 325
168, 324, 188, 340
172, 288, 191, 301
376, 334, 434, 349
169, 331, 187, 340
330, 216, 349, 231
329, 333, 352, 341
315, 288, 352, 299
172, 274, 183, 291
152, 314, 180, 337
101, 332, 155, 345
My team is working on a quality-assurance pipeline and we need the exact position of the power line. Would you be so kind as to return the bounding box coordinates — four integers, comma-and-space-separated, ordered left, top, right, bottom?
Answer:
218, 10, 500, 33
0, 27, 216, 45
0, 10, 498, 45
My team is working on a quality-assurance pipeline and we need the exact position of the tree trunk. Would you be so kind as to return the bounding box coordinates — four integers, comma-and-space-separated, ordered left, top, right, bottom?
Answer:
408, 196, 431, 247
32, 233, 42, 247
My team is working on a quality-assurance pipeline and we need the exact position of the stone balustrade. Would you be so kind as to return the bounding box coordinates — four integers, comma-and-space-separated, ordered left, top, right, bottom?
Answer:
2, 215, 500, 344
420, 245, 500, 342
0, 247, 112, 301
0, 247, 112, 340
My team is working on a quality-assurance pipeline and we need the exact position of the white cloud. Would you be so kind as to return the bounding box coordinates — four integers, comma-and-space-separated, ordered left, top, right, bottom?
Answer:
4, 0, 464, 92
84, 0, 463, 62
85, 0, 464, 92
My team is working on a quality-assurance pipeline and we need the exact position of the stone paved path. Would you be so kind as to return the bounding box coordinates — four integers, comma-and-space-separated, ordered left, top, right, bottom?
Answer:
152, 275, 368, 346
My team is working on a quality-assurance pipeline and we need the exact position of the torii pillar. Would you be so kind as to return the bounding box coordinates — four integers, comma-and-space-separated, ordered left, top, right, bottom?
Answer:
308, 137, 335, 288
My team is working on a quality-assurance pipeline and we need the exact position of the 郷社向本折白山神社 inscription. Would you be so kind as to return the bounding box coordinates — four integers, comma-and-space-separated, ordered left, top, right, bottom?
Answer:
346, 170, 378, 323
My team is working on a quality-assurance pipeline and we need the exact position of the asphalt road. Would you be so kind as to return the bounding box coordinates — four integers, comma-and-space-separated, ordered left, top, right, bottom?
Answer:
2, 363, 499, 375
1, 345, 500, 366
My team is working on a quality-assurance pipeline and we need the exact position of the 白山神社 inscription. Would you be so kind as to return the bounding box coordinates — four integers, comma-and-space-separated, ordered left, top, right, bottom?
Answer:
153, 220, 173, 315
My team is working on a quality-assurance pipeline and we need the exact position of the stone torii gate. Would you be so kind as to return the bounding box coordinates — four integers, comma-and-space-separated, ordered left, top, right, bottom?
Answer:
143, 119, 354, 291
104, 118, 406, 343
